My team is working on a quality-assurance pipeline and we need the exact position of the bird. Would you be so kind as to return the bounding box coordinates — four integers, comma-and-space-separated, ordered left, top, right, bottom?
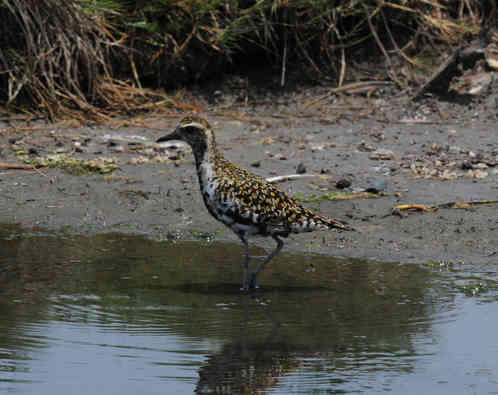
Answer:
157, 116, 353, 290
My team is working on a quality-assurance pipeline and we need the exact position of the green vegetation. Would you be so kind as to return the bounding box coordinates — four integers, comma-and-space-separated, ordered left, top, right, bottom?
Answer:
11, 143, 118, 173
458, 281, 490, 296
0, 0, 493, 119
27, 155, 118, 174
190, 230, 217, 242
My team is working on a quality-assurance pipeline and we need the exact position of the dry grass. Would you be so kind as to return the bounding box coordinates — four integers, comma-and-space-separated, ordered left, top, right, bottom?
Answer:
0, 0, 494, 120
0, 0, 114, 119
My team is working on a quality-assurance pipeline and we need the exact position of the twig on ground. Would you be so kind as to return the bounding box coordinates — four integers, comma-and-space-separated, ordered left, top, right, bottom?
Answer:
0, 162, 35, 170
392, 200, 498, 215
266, 174, 317, 184
303, 81, 392, 109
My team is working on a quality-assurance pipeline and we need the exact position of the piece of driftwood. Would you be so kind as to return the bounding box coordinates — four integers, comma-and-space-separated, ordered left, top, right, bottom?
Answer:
412, 43, 486, 101
0, 162, 35, 170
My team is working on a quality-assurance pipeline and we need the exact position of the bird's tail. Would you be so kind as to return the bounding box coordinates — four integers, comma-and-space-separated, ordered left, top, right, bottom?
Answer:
289, 209, 355, 233
320, 215, 355, 232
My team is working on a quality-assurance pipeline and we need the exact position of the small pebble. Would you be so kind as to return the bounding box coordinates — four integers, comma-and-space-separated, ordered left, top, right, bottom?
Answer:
336, 179, 351, 189
449, 146, 464, 154
365, 179, 388, 193
296, 163, 306, 174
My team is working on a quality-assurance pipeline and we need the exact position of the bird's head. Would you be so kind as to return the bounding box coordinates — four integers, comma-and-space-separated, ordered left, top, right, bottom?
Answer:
156, 116, 214, 152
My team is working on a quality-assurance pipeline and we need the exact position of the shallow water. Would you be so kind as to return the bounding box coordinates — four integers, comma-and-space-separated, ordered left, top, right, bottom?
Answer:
1, 225, 497, 394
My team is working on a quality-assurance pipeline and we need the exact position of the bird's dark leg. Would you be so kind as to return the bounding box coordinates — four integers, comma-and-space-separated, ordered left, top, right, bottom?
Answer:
249, 235, 284, 289
238, 234, 251, 291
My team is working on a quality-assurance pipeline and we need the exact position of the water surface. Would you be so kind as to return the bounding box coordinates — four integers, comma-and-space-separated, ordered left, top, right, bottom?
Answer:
1, 225, 497, 394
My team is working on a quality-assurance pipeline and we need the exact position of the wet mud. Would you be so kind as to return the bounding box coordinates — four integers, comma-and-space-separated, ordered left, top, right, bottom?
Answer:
0, 91, 496, 265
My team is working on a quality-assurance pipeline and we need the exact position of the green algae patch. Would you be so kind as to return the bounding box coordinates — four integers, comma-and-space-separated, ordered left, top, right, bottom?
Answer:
27, 154, 118, 174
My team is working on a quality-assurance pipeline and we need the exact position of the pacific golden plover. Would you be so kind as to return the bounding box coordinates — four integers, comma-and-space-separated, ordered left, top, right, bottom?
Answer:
157, 116, 353, 290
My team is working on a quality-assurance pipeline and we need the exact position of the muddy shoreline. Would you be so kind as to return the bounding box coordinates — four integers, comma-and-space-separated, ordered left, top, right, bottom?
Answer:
1, 89, 497, 266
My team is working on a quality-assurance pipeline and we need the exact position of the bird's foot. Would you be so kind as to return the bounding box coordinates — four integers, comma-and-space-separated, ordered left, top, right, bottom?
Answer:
241, 279, 252, 292
248, 275, 259, 290
240, 284, 259, 292
240, 281, 260, 292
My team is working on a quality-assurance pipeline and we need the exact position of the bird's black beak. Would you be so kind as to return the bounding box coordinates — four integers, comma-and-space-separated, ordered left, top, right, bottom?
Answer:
156, 129, 179, 143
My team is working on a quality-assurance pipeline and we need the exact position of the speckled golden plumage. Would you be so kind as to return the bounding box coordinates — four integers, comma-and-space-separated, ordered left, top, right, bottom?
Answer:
212, 154, 348, 235
157, 116, 353, 290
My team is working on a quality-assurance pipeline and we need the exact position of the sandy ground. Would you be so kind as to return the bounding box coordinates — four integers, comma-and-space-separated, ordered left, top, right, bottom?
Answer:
0, 88, 497, 265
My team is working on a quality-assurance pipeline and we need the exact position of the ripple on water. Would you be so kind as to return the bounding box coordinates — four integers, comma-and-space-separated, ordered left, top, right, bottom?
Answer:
1, 228, 498, 394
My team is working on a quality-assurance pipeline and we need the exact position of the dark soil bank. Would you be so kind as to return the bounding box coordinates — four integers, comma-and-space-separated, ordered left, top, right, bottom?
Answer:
0, 91, 497, 265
